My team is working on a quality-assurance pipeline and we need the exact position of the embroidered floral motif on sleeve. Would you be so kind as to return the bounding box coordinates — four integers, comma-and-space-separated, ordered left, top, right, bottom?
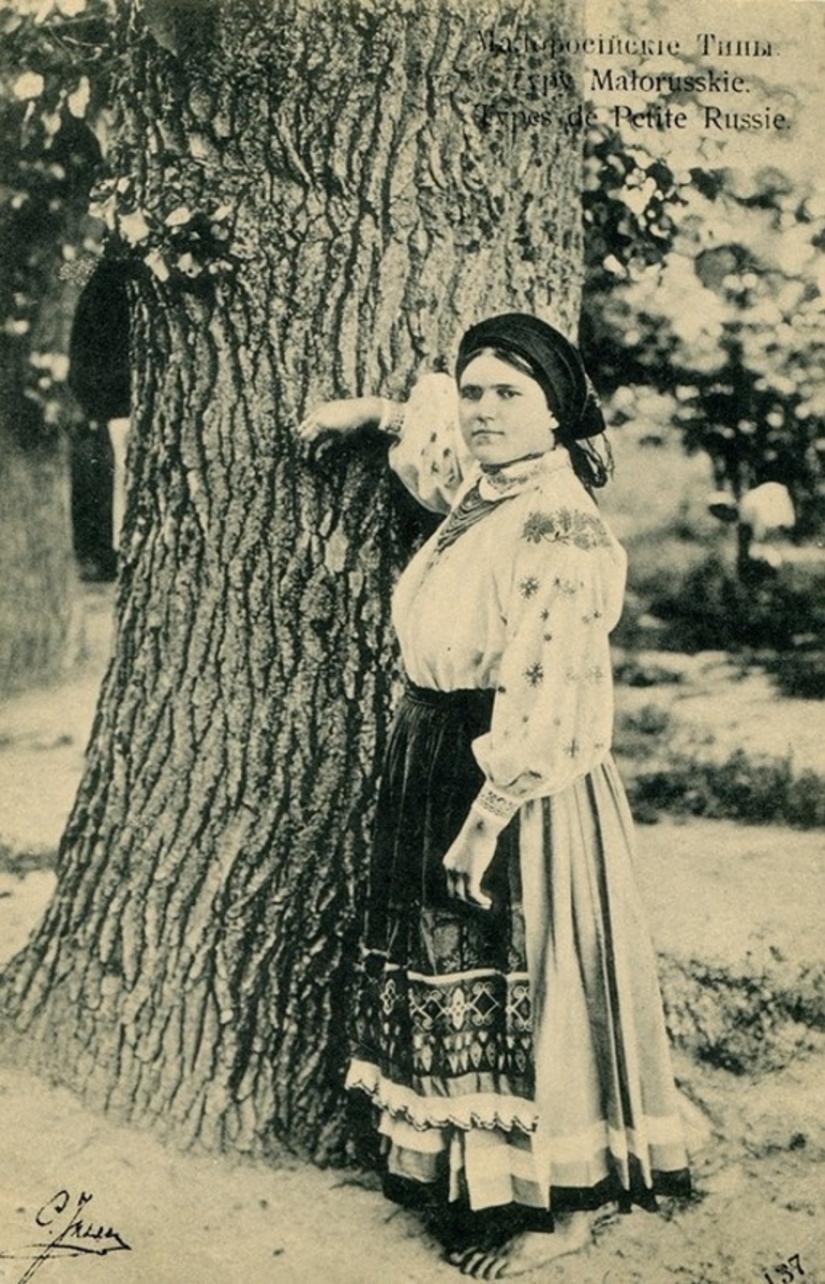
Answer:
441, 446, 460, 487
521, 507, 611, 549
464, 477, 621, 816
518, 575, 540, 599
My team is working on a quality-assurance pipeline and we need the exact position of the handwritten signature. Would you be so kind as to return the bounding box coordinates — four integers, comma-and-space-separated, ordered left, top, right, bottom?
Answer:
0, 1189, 131, 1283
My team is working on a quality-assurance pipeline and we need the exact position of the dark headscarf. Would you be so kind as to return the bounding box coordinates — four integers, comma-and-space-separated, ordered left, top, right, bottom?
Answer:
456, 313, 605, 443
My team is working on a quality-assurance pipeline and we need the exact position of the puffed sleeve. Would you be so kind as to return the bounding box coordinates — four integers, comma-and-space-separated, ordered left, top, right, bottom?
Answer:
382, 371, 474, 514
470, 505, 627, 833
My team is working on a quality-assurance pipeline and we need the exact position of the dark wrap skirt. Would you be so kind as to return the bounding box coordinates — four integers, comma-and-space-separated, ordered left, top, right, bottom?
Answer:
352, 683, 535, 1119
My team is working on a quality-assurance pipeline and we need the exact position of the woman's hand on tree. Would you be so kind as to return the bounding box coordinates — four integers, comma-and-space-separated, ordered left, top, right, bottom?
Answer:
297, 396, 383, 443
442, 809, 498, 910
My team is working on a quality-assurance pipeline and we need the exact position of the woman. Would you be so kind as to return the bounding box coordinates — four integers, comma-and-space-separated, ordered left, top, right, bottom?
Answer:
299, 314, 690, 1278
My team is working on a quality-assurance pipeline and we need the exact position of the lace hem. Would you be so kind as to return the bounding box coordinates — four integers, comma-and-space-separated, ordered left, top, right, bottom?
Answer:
345, 1058, 538, 1135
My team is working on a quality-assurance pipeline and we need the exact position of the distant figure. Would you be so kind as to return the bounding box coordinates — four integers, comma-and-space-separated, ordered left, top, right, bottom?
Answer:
68, 258, 131, 575
708, 481, 796, 575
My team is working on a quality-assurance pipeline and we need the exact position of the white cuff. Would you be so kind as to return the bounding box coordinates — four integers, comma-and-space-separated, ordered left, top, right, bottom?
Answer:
471, 787, 520, 835
378, 397, 405, 438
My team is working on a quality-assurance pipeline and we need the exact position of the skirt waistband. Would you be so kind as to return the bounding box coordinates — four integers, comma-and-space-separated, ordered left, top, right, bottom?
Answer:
403, 681, 495, 713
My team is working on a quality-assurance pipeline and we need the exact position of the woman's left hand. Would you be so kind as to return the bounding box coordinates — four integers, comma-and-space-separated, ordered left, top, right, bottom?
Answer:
442, 809, 498, 910
297, 396, 383, 443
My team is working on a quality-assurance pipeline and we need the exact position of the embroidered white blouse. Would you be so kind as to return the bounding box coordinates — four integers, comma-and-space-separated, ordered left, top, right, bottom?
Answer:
384, 372, 627, 835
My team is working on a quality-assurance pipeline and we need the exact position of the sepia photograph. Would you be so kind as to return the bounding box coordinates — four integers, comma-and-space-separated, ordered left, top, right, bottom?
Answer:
0, 0, 823, 1280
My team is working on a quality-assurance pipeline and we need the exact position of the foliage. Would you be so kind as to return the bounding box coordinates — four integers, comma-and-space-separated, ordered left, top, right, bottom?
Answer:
661, 954, 823, 1076
641, 550, 825, 653
583, 159, 825, 534
626, 747, 825, 829
579, 16, 825, 537
613, 655, 684, 687
0, 0, 114, 443
766, 649, 825, 701
614, 701, 673, 752
581, 122, 686, 297
0, 839, 56, 876
3, 0, 824, 549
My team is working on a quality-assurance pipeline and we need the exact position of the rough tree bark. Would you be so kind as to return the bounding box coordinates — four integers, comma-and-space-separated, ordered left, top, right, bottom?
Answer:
1, 0, 584, 1163
0, 410, 77, 696
0, 215, 82, 696
0, 13, 105, 694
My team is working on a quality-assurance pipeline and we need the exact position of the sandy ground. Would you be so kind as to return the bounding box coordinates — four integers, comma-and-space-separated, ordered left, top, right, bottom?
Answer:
0, 586, 823, 1283
615, 649, 825, 778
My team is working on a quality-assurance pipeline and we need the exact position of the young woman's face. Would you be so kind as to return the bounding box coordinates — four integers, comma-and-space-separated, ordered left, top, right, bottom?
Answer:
458, 351, 559, 466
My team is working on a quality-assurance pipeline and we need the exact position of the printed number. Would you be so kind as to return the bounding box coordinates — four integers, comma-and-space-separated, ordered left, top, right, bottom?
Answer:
765, 1257, 805, 1284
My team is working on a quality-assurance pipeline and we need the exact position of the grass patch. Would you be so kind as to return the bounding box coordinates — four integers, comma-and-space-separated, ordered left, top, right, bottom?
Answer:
766, 650, 825, 700
627, 748, 825, 828
614, 656, 685, 687
616, 522, 825, 659
614, 704, 675, 765
618, 704, 673, 737
0, 842, 57, 876
660, 955, 824, 1074
646, 555, 825, 653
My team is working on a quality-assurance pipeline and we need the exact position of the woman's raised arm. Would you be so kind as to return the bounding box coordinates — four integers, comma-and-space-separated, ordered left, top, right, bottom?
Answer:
299, 373, 473, 514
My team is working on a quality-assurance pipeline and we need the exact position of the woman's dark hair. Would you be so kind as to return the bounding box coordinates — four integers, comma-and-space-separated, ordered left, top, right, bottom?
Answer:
466, 343, 614, 493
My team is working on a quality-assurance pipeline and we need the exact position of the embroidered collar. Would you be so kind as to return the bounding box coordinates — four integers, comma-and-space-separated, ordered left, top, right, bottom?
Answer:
425, 452, 572, 570
476, 449, 572, 502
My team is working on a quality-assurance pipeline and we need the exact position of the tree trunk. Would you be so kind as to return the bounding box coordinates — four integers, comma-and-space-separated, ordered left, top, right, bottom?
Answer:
0, 0, 584, 1163
0, 83, 103, 693
0, 414, 77, 695
0, 199, 84, 695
